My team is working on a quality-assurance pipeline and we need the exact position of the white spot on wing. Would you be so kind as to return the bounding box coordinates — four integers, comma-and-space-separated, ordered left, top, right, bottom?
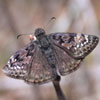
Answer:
76, 44, 80, 48
85, 35, 89, 43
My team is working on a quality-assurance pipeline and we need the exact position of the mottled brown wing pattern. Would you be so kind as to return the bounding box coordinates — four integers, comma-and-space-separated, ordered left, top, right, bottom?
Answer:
49, 33, 99, 59
3, 41, 55, 84
48, 32, 99, 75
3, 42, 35, 79
24, 44, 56, 84
52, 45, 81, 75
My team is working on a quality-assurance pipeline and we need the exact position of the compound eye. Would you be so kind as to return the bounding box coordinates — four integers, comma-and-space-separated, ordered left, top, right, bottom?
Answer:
34, 28, 45, 37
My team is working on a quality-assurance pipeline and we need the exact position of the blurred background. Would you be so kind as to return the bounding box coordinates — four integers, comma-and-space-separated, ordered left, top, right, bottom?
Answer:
0, 0, 100, 100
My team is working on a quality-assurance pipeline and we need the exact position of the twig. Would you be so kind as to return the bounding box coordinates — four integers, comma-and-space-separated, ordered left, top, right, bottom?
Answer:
53, 75, 67, 100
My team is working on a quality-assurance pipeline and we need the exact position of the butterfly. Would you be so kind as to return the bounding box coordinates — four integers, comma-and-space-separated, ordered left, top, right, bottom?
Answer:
3, 28, 99, 84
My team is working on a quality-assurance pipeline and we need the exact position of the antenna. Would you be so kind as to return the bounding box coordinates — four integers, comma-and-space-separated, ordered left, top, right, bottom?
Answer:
44, 17, 56, 29
17, 33, 35, 41
17, 33, 30, 39
17, 17, 56, 40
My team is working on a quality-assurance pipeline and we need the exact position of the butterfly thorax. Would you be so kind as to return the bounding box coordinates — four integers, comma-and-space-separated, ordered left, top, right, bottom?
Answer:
35, 28, 57, 68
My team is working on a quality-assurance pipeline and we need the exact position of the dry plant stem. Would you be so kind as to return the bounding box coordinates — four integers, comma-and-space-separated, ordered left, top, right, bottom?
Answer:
53, 75, 66, 100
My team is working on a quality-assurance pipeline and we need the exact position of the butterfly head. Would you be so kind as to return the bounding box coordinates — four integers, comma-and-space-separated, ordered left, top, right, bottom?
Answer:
34, 28, 46, 38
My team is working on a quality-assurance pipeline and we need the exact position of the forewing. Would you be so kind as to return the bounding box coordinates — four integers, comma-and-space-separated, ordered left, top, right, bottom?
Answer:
3, 42, 35, 79
48, 32, 99, 75
48, 33, 99, 59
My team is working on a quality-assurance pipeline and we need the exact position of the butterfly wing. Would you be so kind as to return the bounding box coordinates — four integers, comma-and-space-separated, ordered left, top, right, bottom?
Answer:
24, 43, 56, 84
52, 45, 81, 75
3, 42, 35, 79
48, 33, 99, 59
3, 41, 55, 84
48, 33, 99, 75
